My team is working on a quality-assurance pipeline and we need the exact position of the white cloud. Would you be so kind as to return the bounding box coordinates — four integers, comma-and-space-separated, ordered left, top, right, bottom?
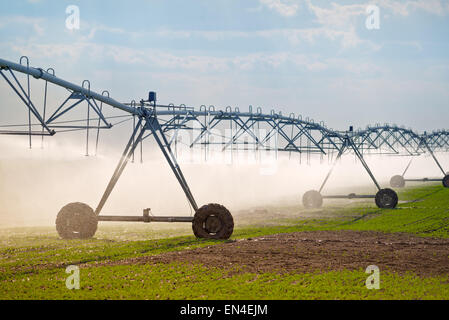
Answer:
376, 0, 449, 16
124, 27, 377, 51
255, 0, 449, 49
259, 0, 300, 17
300, 0, 449, 49
259, 0, 449, 19
0, 16, 45, 36
85, 25, 126, 40
7, 40, 388, 77
305, 1, 366, 28
302, 1, 380, 50
42, 0, 448, 53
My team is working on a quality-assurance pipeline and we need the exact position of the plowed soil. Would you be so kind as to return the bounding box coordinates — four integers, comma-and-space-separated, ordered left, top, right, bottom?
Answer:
98, 231, 449, 277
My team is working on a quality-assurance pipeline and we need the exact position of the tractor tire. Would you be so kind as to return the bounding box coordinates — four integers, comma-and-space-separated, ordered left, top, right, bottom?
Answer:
192, 203, 234, 240
375, 189, 398, 209
302, 190, 323, 209
390, 175, 405, 188
443, 175, 449, 188
56, 202, 98, 239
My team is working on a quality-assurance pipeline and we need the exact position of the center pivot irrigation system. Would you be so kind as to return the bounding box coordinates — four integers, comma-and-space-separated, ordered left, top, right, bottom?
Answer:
1, 57, 449, 240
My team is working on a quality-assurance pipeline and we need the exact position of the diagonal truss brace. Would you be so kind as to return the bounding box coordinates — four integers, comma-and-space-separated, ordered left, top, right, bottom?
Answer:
94, 112, 198, 216
420, 137, 446, 176
318, 135, 382, 193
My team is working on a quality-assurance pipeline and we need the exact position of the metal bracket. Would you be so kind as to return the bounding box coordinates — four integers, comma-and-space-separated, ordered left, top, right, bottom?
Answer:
143, 208, 151, 223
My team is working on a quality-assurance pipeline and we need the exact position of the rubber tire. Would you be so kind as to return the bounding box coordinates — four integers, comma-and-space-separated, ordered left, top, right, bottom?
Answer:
390, 175, 405, 188
302, 190, 323, 209
192, 203, 234, 240
375, 189, 398, 209
443, 175, 449, 188
56, 202, 98, 239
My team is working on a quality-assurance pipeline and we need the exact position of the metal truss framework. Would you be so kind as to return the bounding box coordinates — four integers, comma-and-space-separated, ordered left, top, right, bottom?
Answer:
1, 57, 448, 238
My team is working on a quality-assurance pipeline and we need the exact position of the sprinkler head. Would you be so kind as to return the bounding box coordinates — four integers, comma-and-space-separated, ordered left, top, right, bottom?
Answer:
148, 91, 157, 103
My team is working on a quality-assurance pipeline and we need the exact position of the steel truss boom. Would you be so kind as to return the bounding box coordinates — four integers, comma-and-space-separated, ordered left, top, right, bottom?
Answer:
1, 57, 449, 157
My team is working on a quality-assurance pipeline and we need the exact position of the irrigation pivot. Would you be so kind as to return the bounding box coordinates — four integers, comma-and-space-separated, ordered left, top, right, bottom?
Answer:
1, 57, 448, 239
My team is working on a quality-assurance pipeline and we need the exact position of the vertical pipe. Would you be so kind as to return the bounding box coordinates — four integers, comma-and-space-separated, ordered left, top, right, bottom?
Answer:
20, 57, 32, 149
140, 122, 143, 164
86, 99, 90, 156
131, 100, 136, 163
82, 80, 91, 157
94, 100, 102, 156
230, 116, 233, 164
41, 79, 48, 148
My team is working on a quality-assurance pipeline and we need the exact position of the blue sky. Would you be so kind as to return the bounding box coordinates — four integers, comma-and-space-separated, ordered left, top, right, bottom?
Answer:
1, 0, 449, 132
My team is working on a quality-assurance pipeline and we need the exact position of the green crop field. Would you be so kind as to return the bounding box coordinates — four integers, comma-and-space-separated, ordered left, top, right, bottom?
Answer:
0, 184, 448, 300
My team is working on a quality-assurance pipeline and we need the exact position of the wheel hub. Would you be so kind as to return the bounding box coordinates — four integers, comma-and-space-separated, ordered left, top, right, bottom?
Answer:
380, 193, 393, 206
204, 215, 222, 234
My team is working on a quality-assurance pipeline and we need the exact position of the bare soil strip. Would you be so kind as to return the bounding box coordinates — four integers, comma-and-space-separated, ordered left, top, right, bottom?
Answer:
96, 231, 449, 277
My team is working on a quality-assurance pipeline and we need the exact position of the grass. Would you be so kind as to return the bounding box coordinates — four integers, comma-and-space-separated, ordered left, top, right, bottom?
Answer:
2, 263, 448, 300
0, 183, 448, 300
332, 185, 449, 237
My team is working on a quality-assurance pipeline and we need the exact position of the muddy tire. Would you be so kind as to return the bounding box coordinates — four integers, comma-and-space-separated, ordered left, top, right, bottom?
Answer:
375, 189, 398, 209
56, 202, 98, 239
192, 203, 234, 240
443, 175, 449, 188
390, 175, 405, 188
302, 190, 323, 209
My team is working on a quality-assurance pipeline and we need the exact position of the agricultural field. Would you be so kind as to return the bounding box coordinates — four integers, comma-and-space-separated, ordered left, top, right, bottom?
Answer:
0, 184, 448, 300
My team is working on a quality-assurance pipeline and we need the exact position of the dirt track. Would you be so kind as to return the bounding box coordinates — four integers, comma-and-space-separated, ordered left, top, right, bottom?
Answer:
108, 231, 449, 277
